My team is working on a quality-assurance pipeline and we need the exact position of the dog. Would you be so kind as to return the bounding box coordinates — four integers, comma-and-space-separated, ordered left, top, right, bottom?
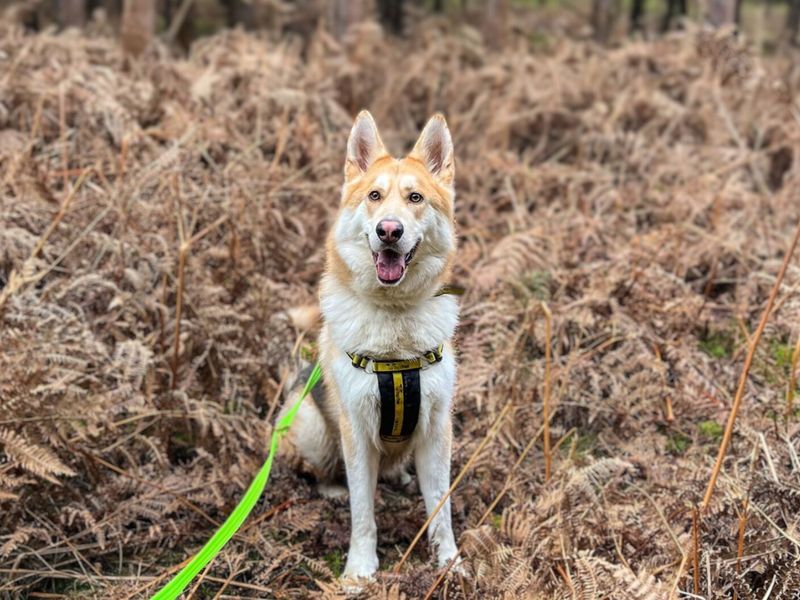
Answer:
279, 110, 460, 581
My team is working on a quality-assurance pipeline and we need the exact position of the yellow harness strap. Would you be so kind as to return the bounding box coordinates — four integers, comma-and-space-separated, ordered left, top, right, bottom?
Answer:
347, 344, 444, 374
345, 283, 462, 443
347, 345, 444, 442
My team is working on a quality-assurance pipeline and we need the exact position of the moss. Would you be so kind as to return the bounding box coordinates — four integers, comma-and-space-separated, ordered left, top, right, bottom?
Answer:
698, 420, 723, 441
699, 330, 735, 359
771, 341, 794, 373
323, 549, 345, 578
667, 432, 690, 455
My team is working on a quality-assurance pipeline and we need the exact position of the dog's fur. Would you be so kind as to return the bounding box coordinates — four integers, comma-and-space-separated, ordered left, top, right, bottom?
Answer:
279, 111, 459, 580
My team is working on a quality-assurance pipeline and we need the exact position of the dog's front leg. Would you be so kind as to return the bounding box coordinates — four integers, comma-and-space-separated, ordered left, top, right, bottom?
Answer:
414, 415, 458, 567
341, 420, 380, 579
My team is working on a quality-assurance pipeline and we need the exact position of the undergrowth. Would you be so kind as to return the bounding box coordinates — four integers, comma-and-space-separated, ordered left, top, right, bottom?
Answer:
1, 12, 799, 599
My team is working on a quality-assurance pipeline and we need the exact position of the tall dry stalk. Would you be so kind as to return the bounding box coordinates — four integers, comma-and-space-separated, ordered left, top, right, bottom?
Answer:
732, 498, 748, 600
702, 220, 800, 511
393, 402, 512, 574
541, 302, 553, 482
691, 507, 700, 594
787, 331, 800, 419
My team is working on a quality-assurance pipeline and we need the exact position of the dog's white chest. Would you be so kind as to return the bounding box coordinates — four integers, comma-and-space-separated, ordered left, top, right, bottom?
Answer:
320, 281, 459, 447
320, 281, 459, 357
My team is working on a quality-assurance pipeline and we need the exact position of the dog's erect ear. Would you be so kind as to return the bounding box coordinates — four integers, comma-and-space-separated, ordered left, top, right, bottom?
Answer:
345, 111, 387, 182
411, 114, 454, 186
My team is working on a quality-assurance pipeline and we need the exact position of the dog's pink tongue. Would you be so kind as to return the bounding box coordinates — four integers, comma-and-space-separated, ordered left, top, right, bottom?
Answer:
376, 250, 404, 282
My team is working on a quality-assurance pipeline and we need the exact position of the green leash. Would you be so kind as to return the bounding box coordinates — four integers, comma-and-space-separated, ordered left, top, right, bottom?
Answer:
151, 363, 322, 600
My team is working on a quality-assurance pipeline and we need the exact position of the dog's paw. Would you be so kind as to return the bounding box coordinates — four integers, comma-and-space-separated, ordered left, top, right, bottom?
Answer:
437, 548, 467, 577
393, 467, 413, 487
340, 560, 377, 595
317, 482, 348, 500
382, 464, 414, 490
342, 553, 379, 581
339, 575, 373, 596
445, 555, 468, 578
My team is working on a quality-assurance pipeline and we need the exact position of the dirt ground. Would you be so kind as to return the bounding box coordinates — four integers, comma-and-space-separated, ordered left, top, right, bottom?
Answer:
1, 12, 800, 599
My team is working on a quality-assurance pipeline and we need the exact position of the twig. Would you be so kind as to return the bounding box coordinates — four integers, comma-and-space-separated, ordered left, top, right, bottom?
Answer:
691, 506, 700, 595
787, 329, 800, 419
264, 371, 289, 426
541, 301, 553, 482
210, 566, 242, 600
477, 423, 544, 526
654, 345, 675, 422
393, 402, 512, 573
733, 498, 748, 600
554, 562, 575, 597
59, 83, 69, 194
187, 559, 214, 599
701, 220, 800, 511
422, 422, 544, 600
165, 0, 195, 43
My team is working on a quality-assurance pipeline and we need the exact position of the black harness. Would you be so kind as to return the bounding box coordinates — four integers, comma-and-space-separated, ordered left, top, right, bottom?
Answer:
344, 285, 463, 443
347, 345, 444, 442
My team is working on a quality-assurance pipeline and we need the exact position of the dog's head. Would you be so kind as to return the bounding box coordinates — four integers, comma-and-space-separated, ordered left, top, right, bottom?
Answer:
329, 111, 456, 301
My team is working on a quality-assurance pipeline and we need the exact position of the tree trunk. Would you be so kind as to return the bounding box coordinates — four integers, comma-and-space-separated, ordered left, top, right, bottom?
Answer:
708, 0, 738, 27
120, 0, 156, 56
661, 0, 687, 31
630, 0, 645, 33
591, 0, 619, 42
483, 0, 509, 50
58, 0, 87, 27
223, 0, 255, 29
329, 0, 368, 40
377, 0, 404, 34
787, 0, 800, 45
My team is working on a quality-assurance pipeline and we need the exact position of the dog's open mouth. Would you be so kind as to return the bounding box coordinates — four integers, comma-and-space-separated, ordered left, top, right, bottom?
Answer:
373, 241, 419, 285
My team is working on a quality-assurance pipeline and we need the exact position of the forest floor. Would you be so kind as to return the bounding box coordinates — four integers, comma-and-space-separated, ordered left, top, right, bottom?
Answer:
1, 13, 800, 600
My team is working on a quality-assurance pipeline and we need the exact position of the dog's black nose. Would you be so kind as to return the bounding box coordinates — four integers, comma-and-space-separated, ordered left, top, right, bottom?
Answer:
376, 219, 404, 243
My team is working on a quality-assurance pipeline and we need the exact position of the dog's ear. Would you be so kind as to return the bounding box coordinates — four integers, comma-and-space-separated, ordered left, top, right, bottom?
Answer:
411, 114, 454, 187
345, 111, 387, 182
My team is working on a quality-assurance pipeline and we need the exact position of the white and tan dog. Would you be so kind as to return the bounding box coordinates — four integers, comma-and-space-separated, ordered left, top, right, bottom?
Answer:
281, 110, 459, 581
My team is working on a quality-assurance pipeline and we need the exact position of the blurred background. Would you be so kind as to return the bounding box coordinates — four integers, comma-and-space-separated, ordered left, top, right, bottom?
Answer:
3, 0, 800, 54
2, 0, 800, 598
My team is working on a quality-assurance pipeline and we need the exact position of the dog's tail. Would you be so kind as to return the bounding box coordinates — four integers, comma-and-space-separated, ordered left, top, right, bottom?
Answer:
286, 304, 320, 333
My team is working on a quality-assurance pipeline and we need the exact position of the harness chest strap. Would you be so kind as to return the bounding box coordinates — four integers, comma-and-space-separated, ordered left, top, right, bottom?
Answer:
347, 344, 444, 442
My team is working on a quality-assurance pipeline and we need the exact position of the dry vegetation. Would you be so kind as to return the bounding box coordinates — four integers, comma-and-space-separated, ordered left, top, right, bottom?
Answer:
1, 13, 800, 599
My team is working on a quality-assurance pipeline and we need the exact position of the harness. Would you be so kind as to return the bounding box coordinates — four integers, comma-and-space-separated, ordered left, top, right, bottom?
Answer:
345, 284, 463, 443
347, 345, 444, 443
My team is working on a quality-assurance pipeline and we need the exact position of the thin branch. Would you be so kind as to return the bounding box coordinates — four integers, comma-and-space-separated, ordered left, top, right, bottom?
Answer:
702, 219, 800, 511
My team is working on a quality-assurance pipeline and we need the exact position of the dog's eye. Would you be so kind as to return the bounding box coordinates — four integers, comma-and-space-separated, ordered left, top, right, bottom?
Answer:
368, 190, 381, 201
409, 192, 424, 203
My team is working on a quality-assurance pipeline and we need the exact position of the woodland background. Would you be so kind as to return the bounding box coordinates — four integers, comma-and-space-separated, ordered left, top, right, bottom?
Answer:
2, 0, 800, 598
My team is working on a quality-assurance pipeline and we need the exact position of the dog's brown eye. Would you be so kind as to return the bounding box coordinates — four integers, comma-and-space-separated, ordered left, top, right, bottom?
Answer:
368, 190, 381, 201
409, 192, 423, 203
